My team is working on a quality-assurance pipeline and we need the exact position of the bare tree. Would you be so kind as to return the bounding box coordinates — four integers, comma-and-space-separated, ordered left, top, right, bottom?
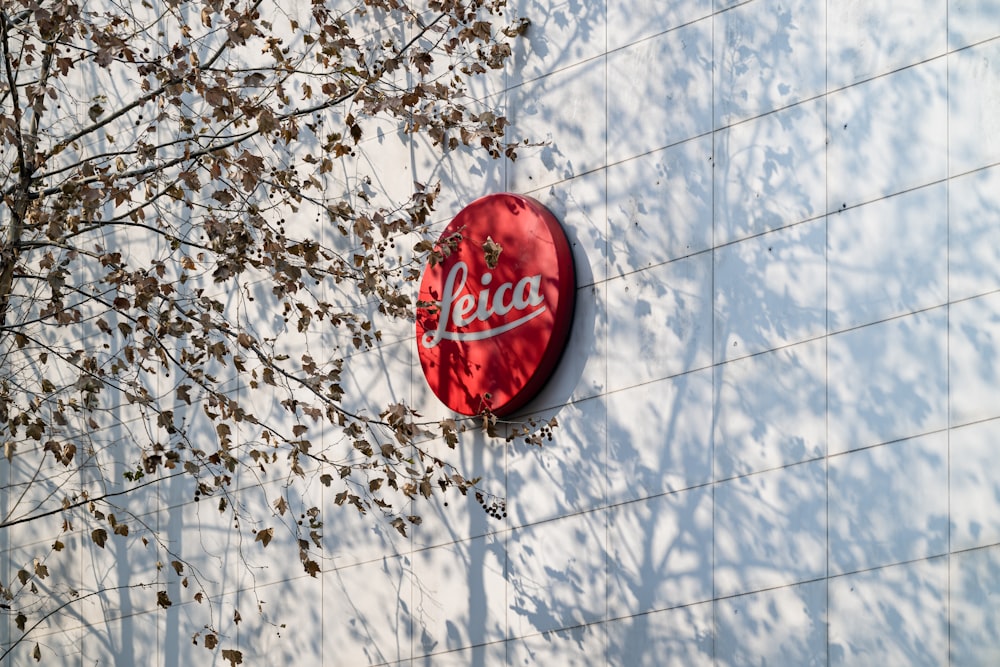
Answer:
0, 0, 527, 661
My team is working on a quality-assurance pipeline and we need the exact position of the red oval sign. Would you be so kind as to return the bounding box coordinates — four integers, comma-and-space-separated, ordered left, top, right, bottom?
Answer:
416, 193, 575, 416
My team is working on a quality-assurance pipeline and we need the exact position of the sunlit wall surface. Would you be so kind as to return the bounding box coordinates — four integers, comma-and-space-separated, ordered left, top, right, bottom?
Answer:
7, 0, 1000, 664
388, 1, 1000, 664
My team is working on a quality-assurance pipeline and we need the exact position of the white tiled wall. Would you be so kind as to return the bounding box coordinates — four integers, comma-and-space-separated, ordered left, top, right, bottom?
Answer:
322, 0, 1000, 664
14, 0, 998, 664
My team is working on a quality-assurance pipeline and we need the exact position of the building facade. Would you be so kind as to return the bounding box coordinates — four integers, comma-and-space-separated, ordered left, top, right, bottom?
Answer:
326, 1, 1000, 664
6, 0, 1000, 664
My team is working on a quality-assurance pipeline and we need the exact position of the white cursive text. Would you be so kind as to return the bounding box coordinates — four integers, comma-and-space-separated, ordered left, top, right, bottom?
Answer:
421, 261, 546, 348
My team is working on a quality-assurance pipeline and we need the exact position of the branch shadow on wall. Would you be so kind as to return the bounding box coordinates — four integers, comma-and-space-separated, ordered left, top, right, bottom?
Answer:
184, 4, 1000, 667
399, 5, 1000, 667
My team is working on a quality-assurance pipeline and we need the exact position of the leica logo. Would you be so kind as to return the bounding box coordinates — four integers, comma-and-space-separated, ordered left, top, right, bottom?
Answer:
420, 262, 545, 348
416, 193, 575, 417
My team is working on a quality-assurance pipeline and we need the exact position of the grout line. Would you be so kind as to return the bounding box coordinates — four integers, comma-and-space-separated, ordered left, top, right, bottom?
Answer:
710, 3, 718, 665
602, 3, 611, 664
824, 1, 832, 662
945, 5, 953, 661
